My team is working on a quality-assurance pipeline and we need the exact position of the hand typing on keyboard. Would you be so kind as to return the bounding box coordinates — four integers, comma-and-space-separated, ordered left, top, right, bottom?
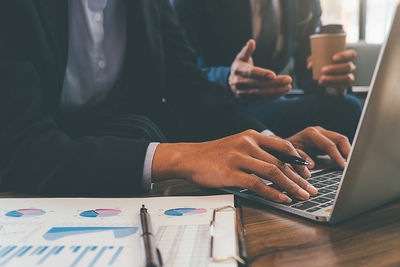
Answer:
286, 126, 350, 170
153, 127, 350, 204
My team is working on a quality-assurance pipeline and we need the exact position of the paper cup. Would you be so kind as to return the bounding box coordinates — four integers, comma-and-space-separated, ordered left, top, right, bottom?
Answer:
310, 33, 347, 80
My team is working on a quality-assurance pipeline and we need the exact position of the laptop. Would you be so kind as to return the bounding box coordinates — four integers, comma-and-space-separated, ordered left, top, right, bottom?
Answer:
223, 3, 400, 224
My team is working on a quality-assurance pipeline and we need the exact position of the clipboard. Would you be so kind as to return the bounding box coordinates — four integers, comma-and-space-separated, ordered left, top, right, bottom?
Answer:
209, 197, 248, 267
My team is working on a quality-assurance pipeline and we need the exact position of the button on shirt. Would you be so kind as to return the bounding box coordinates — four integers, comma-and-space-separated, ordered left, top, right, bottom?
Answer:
62, 0, 126, 109
61, 0, 156, 190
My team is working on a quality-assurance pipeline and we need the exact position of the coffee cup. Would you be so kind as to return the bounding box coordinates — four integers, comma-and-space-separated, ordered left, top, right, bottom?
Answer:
310, 24, 347, 80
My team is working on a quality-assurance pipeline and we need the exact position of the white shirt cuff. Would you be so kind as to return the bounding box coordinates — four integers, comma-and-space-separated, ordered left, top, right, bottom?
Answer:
142, 142, 160, 191
261, 129, 275, 136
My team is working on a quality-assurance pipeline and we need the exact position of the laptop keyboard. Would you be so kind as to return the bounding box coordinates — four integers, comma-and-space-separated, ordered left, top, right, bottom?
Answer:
242, 170, 343, 213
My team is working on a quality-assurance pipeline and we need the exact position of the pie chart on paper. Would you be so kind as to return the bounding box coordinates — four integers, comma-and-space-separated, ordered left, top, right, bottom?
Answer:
164, 208, 207, 216
5, 209, 46, 218
80, 209, 121, 218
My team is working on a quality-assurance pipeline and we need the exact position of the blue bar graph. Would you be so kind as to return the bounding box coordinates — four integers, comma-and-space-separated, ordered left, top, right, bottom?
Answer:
54, 246, 64, 255
89, 246, 107, 267
109, 246, 124, 265
18, 246, 32, 257
71, 246, 90, 267
0, 246, 16, 258
37, 246, 58, 265
0, 245, 126, 266
0, 246, 9, 257
38, 246, 48, 255
43, 227, 138, 241
0, 246, 25, 265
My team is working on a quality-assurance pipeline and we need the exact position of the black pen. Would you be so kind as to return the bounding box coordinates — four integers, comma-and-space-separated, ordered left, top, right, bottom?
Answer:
268, 151, 311, 166
139, 204, 163, 267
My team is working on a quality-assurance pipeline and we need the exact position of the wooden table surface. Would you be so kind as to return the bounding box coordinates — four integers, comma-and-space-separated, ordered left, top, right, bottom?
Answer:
1, 179, 400, 267
150, 180, 400, 267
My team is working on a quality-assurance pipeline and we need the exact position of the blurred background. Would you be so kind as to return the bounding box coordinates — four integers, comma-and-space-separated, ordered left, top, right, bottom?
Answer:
321, 0, 397, 43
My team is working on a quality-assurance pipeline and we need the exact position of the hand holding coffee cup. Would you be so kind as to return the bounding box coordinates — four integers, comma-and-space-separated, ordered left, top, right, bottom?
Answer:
309, 25, 357, 95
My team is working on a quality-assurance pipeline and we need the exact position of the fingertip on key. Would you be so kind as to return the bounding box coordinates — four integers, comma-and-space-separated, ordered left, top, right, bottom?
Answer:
304, 168, 312, 178
279, 193, 292, 203
298, 188, 310, 200
307, 184, 318, 196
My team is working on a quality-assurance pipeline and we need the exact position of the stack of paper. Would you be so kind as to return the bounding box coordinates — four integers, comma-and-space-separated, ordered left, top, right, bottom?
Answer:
0, 195, 237, 267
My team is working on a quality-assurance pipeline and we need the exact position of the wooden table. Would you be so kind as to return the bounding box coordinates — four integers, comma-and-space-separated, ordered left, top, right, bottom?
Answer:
149, 180, 400, 267
1, 179, 400, 267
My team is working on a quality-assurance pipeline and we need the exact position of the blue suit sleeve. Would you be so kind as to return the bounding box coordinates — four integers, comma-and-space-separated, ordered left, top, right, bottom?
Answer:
201, 66, 231, 88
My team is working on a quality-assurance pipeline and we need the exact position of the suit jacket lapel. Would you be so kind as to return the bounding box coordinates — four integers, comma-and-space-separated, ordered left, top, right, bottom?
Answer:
126, 0, 164, 95
35, 0, 69, 80
205, 0, 252, 61
31, 0, 68, 110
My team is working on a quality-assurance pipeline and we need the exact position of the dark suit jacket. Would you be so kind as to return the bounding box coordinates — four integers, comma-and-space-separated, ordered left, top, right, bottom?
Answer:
171, 0, 322, 91
0, 0, 265, 195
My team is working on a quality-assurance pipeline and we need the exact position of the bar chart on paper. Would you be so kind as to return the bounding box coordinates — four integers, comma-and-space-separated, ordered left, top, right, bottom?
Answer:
0, 225, 138, 266
43, 227, 137, 241
0, 244, 130, 266
0, 195, 236, 266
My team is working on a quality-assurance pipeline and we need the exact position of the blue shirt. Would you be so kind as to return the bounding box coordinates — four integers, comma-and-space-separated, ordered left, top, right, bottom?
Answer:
61, 0, 156, 190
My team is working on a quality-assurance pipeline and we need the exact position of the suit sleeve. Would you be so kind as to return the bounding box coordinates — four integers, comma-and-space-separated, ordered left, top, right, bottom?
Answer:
170, 0, 231, 88
201, 66, 231, 88
292, 0, 323, 93
0, 12, 149, 196
161, 0, 265, 141
0, 62, 150, 196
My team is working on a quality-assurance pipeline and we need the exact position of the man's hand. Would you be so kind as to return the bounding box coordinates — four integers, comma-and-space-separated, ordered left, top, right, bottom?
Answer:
286, 126, 351, 169
229, 39, 292, 102
307, 49, 357, 95
152, 130, 318, 203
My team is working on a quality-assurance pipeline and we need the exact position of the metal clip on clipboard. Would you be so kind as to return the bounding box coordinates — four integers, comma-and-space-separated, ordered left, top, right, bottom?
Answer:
209, 204, 247, 266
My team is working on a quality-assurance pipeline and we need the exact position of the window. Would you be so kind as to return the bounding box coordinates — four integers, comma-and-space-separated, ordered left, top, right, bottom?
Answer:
366, 0, 398, 43
320, 0, 359, 43
320, 0, 397, 44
